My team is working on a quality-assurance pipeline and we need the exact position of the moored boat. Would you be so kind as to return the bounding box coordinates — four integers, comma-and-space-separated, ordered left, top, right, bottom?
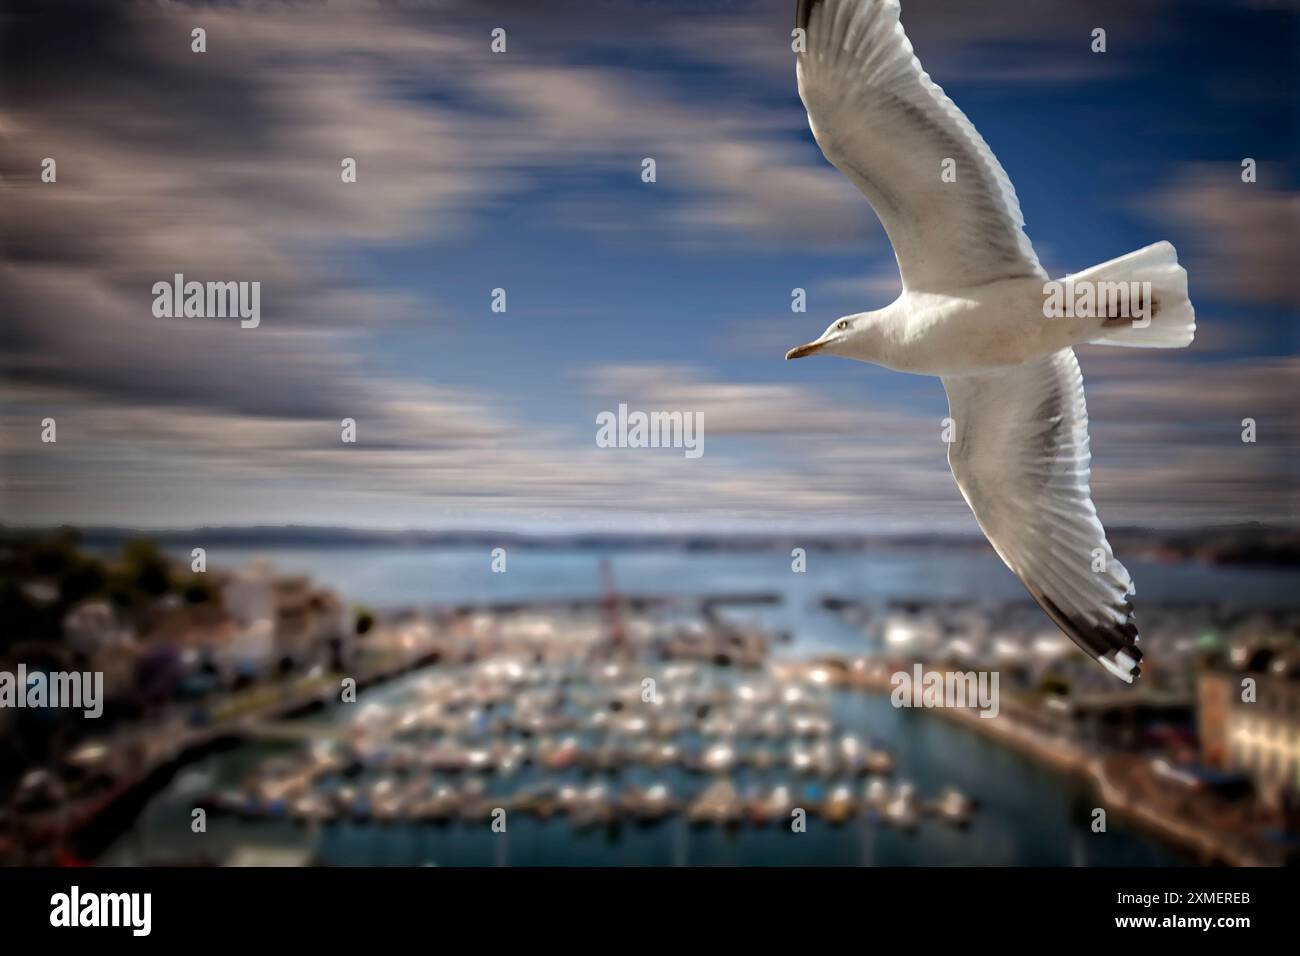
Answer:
688, 779, 742, 827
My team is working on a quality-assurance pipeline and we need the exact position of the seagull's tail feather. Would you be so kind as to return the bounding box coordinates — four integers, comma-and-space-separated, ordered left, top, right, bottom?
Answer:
1075, 240, 1196, 348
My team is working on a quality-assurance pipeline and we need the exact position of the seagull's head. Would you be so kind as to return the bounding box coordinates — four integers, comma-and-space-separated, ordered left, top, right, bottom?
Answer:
785, 312, 880, 362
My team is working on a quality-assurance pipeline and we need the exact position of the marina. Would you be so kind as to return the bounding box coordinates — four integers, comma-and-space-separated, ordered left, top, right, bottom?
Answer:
14, 542, 1283, 866
201, 660, 951, 834
91, 585, 1192, 866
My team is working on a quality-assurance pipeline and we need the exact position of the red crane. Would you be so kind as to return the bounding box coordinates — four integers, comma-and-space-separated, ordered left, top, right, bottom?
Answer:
599, 558, 626, 647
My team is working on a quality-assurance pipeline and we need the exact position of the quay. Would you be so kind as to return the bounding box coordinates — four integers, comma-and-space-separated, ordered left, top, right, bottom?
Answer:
780, 658, 1284, 867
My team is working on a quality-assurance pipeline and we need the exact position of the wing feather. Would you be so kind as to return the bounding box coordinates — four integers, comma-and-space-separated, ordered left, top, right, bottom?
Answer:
942, 349, 1142, 681
797, 0, 1045, 291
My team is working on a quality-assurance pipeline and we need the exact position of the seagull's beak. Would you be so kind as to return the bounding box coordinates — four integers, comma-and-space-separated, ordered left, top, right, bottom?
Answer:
785, 338, 829, 360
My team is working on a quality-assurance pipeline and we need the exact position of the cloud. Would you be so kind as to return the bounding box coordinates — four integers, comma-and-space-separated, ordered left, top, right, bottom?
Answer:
1077, 352, 1300, 523
0, 0, 895, 530
813, 268, 905, 305
665, 0, 1166, 90
586, 363, 873, 436
4, 349, 1293, 531
0, 0, 1292, 533
0, 0, 871, 417
1140, 164, 1300, 308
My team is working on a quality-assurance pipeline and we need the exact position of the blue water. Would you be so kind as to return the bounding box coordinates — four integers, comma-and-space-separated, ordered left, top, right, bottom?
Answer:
184, 545, 1299, 612
179, 545, 1300, 661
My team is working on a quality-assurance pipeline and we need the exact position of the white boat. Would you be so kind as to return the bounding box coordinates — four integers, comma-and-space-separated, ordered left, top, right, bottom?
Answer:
541, 736, 581, 771
571, 784, 614, 830
654, 743, 681, 768
370, 778, 404, 822
933, 787, 973, 827
512, 783, 558, 820
747, 784, 794, 825
884, 782, 919, 831
688, 779, 742, 826
290, 792, 331, 824
822, 783, 857, 825
622, 783, 677, 823
838, 735, 868, 775
749, 746, 775, 771
458, 780, 498, 822
702, 742, 736, 773
419, 784, 460, 822
811, 741, 838, 779
789, 744, 815, 776
862, 777, 889, 811
864, 749, 896, 775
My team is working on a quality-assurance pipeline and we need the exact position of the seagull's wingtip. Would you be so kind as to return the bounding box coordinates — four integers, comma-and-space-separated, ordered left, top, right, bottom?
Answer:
796, 0, 824, 31
1099, 648, 1142, 683
1030, 586, 1143, 683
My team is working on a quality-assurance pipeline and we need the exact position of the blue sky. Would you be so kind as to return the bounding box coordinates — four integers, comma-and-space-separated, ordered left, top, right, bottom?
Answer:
2, 0, 1296, 531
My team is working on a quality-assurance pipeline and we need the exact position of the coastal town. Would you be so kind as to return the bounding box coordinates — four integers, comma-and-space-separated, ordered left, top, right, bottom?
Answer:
1, 529, 1297, 866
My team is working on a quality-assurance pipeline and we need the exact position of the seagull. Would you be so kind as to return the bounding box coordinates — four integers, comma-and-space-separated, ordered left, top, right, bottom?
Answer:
785, 0, 1196, 682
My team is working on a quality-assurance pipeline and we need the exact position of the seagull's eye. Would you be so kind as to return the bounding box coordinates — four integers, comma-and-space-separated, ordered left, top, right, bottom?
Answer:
836, 320, 849, 331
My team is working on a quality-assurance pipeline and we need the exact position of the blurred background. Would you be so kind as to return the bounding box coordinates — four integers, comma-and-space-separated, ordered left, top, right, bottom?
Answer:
2, 527, 1298, 866
1, 0, 1297, 865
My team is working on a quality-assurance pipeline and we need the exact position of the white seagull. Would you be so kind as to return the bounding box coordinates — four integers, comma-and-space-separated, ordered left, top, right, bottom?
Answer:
785, 0, 1196, 682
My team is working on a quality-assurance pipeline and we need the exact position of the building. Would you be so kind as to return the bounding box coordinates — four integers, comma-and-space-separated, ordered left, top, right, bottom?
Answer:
1198, 648, 1300, 806
221, 564, 350, 675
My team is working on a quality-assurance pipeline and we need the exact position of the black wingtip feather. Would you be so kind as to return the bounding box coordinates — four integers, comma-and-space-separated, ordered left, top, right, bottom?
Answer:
1032, 589, 1143, 682
796, 0, 824, 31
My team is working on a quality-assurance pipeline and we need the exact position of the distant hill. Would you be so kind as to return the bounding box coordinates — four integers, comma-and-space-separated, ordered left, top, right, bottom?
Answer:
4, 522, 1296, 566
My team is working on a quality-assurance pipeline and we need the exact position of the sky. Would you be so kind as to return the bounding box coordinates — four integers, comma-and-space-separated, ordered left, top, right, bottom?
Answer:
1, 0, 1297, 533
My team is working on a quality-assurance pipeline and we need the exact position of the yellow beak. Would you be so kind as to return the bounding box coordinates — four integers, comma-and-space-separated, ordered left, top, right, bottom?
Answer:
785, 339, 829, 360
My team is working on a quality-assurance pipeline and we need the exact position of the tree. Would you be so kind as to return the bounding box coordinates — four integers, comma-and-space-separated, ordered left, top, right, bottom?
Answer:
354, 607, 375, 637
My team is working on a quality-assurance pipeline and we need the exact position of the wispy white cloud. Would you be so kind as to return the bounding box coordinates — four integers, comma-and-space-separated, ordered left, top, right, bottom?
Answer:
1139, 164, 1300, 308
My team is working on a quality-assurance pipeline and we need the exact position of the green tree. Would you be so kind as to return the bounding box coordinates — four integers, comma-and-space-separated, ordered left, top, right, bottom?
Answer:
59, 556, 107, 606
121, 539, 170, 597
354, 607, 375, 637
179, 575, 220, 606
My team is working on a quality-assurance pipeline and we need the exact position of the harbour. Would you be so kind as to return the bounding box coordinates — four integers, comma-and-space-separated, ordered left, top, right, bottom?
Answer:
9, 542, 1297, 867
87, 553, 1204, 866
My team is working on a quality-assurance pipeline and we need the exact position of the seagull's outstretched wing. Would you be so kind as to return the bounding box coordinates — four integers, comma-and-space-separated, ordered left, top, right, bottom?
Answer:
796, 0, 1045, 292
942, 350, 1142, 681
